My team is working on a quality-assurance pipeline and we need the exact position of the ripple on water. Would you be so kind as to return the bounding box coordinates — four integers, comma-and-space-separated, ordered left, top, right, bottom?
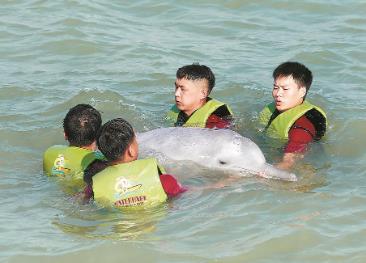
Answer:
1, 0, 366, 262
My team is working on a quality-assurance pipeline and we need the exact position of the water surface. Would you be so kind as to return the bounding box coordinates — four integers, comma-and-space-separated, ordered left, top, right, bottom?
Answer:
1, 0, 366, 262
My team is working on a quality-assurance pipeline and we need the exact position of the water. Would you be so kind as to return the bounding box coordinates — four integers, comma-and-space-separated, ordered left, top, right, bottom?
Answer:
1, 0, 366, 262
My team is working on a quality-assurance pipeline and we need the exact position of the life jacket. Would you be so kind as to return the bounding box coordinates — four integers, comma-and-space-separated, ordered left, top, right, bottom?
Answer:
92, 158, 167, 208
167, 98, 233, 128
43, 145, 102, 179
259, 100, 327, 139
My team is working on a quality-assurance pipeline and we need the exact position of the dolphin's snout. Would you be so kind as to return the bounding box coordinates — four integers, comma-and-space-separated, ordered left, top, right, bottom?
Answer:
288, 173, 298, 182
262, 163, 298, 182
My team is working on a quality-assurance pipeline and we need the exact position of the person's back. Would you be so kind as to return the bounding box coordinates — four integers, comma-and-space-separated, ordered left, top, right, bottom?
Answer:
167, 64, 233, 128
43, 104, 103, 191
43, 145, 101, 178
84, 118, 186, 208
92, 158, 168, 207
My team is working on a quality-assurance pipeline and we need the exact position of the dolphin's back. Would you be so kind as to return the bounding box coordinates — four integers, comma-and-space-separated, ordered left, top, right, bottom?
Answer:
137, 127, 264, 165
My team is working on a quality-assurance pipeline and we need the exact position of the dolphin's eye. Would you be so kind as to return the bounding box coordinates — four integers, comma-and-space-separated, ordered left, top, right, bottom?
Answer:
219, 160, 227, 165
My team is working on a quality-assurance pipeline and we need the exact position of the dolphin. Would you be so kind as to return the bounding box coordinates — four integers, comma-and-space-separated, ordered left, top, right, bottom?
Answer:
137, 127, 297, 181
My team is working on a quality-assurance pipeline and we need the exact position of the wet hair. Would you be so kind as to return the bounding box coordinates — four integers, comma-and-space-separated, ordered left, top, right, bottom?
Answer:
176, 63, 215, 94
63, 104, 102, 147
97, 118, 135, 162
273, 61, 313, 92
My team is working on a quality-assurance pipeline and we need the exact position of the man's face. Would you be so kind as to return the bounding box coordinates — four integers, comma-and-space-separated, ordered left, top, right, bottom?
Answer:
272, 75, 306, 112
174, 78, 208, 116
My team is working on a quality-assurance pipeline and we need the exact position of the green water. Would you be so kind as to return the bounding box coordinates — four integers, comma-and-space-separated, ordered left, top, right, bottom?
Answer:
1, 0, 366, 262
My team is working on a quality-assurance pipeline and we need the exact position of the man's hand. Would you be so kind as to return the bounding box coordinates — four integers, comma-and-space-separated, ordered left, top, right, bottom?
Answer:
276, 152, 304, 170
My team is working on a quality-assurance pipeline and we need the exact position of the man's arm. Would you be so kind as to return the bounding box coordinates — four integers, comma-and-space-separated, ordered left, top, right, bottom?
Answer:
276, 152, 303, 170
80, 160, 108, 201
276, 116, 315, 170
159, 173, 187, 197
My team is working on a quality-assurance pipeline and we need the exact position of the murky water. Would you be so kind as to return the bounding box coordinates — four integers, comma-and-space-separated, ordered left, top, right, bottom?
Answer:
1, 0, 366, 262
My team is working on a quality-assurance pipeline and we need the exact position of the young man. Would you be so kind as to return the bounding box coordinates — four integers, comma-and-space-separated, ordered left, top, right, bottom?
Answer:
83, 118, 186, 207
167, 64, 233, 128
43, 104, 104, 189
259, 62, 327, 169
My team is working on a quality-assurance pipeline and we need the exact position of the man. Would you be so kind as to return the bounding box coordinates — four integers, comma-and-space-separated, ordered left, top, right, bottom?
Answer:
43, 104, 104, 191
167, 64, 233, 128
259, 62, 327, 169
82, 118, 186, 207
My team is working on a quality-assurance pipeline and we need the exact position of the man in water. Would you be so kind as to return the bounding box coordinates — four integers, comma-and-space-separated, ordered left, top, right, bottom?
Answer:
43, 104, 104, 191
167, 64, 233, 128
259, 61, 327, 169
82, 118, 186, 206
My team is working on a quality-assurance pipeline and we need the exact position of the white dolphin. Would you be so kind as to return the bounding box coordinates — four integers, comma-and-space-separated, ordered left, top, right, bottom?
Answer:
137, 127, 297, 182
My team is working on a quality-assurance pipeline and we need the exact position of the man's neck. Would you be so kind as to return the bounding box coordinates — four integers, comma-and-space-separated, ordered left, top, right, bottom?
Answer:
278, 100, 305, 114
183, 99, 208, 117
71, 141, 97, 151
110, 156, 136, 166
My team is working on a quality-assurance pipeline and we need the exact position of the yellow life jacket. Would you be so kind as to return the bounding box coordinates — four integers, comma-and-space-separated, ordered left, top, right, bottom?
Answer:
166, 98, 233, 128
43, 145, 102, 178
92, 158, 167, 208
259, 100, 327, 139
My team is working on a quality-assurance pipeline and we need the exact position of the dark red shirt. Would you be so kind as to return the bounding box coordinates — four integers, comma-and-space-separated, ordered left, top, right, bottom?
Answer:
284, 115, 316, 153
206, 114, 232, 129
159, 174, 187, 197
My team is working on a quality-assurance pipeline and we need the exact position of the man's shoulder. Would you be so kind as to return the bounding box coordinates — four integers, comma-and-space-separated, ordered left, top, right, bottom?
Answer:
206, 112, 232, 129
44, 144, 68, 152
294, 114, 315, 128
291, 115, 316, 139
304, 108, 327, 139
43, 145, 69, 161
45, 145, 94, 154
211, 104, 232, 118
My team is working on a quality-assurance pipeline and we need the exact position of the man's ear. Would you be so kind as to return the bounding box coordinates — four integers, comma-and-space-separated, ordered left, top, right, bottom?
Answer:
200, 87, 208, 100
126, 143, 137, 159
299, 86, 307, 98
126, 145, 133, 158
64, 132, 68, 141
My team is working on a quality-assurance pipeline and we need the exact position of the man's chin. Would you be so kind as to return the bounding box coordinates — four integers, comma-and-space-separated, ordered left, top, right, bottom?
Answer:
275, 105, 285, 112
176, 104, 184, 111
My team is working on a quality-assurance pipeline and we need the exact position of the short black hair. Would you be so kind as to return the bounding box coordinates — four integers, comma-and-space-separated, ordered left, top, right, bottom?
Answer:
176, 64, 215, 93
273, 61, 313, 91
63, 104, 102, 147
97, 118, 135, 162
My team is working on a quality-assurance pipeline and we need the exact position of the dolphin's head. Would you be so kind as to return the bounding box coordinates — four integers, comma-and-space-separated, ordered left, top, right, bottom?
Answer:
200, 132, 266, 175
